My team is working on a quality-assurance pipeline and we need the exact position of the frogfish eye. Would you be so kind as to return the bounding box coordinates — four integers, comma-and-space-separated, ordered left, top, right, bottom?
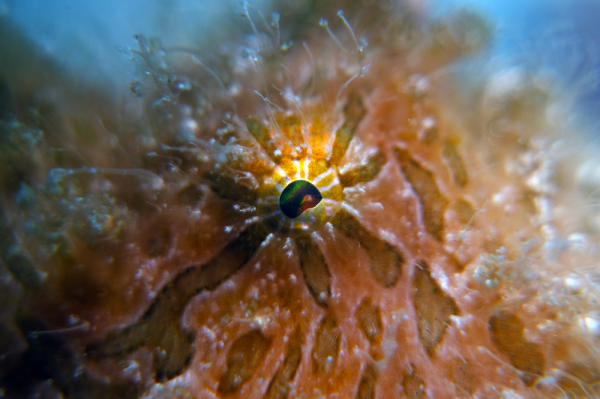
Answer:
279, 180, 323, 218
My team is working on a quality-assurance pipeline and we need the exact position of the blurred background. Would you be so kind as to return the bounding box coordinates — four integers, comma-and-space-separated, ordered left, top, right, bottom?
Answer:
433, 0, 600, 139
2, 0, 600, 112
0, 0, 256, 95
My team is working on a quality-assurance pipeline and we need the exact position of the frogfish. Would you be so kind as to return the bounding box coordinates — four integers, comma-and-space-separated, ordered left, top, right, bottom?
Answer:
1, 1, 599, 398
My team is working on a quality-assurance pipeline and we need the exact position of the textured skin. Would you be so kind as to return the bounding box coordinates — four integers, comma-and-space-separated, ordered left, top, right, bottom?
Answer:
1, 2, 600, 399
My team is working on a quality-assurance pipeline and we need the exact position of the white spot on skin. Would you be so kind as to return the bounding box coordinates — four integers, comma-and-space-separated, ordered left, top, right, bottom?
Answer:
283, 237, 294, 258
223, 280, 236, 290
580, 316, 600, 337
564, 275, 582, 291
485, 278, 499, 288
535, 374, 558, 389
379, 229, 398, 245
202, 326, 216, 340
180, 118, 198, 138
261, 233, 275, 247
367, 202, 384, 210
537, 320, 554, 331
422, 116, 435, 129
492, 185, 518, 206
399, 188, 412, 198
431, 269, 450, 291
500, 389, 526, 399
450, 314, 473, 330
325, 222, 335, 238
121, 360, 141, 382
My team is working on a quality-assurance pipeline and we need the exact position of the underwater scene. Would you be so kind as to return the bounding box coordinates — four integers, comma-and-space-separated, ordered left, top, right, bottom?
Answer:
1, 0, 600, 398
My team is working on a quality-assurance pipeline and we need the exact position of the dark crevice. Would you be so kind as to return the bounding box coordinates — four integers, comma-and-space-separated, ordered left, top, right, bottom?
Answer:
295, 235, 332, 307
86, 222, 270, 382
332, 209, 404, 287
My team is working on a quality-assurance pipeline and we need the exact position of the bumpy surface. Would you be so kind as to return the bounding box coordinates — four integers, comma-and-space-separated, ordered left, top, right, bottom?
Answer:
1, 1, 600, 399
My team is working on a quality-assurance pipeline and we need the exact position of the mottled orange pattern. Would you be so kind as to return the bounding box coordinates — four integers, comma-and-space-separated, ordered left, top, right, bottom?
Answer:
1, 2, 599, 399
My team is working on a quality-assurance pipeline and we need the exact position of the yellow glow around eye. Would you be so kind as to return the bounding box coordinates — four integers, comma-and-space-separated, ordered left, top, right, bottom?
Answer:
254, 140, 344, 235
247, 115, 345, 236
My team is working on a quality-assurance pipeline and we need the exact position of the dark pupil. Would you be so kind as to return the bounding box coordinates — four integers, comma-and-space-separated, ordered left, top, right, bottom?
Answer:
279, 180, 323, 218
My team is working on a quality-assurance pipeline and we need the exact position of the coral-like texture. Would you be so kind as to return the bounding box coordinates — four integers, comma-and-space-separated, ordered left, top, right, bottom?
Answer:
1, 1, 600, 399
